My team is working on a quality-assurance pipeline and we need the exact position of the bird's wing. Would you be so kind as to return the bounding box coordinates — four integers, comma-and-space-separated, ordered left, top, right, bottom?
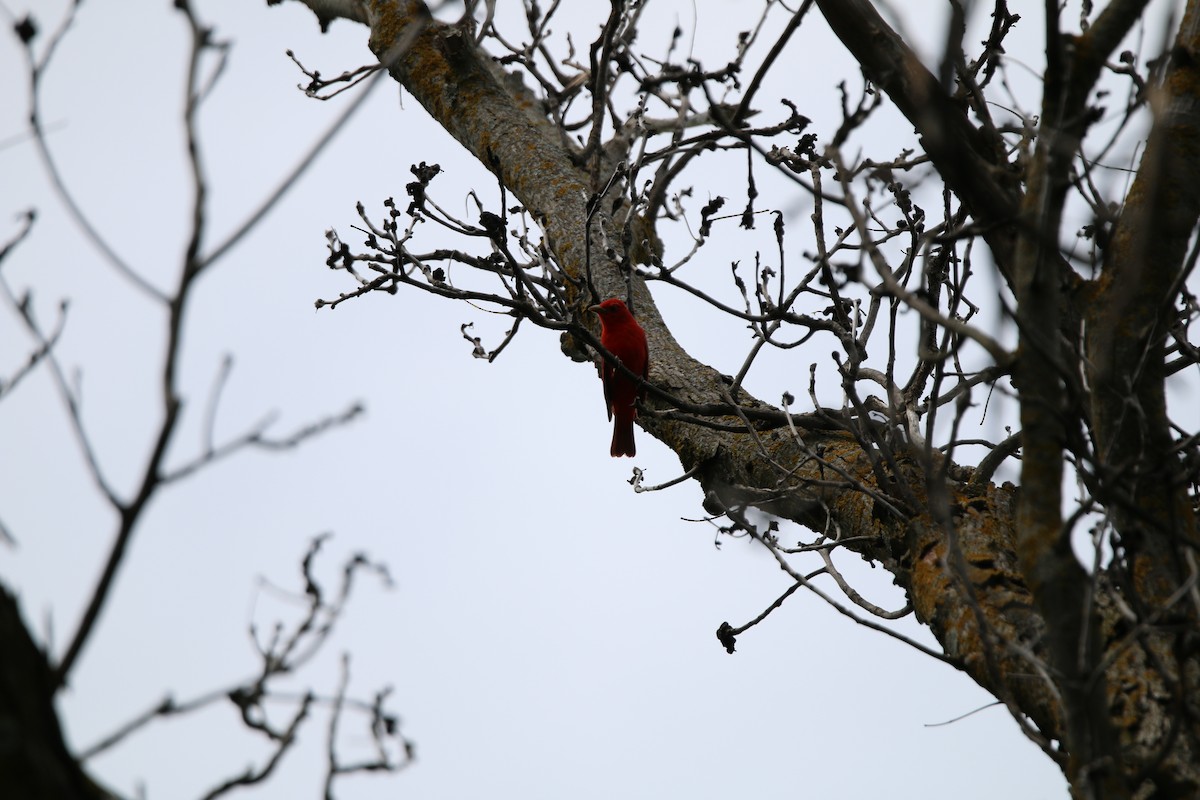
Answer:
601, 360, 615, 420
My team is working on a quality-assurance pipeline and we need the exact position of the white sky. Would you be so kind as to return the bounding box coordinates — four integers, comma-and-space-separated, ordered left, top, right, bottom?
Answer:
10, 0, 1186, 797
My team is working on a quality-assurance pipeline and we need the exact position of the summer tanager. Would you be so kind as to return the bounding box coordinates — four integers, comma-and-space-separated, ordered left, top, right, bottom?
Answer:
590, 298, 649, 457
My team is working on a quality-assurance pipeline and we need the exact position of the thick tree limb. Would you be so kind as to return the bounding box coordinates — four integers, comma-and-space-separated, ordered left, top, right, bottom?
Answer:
1089, 1, 1200, 605
1081, 4, 1200, 790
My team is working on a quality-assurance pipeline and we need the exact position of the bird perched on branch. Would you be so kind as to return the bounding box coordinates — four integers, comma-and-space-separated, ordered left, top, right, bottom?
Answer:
590, 298, 649, 457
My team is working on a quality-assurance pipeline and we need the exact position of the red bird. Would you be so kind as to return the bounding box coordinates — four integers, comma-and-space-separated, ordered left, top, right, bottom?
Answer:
590, 298, 649, 457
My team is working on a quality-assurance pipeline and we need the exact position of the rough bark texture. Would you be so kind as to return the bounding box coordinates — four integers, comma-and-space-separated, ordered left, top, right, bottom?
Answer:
1081, 3, 1200, 794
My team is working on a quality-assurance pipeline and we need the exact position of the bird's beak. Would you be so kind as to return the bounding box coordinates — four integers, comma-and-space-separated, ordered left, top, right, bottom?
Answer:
587, 304, 601, 314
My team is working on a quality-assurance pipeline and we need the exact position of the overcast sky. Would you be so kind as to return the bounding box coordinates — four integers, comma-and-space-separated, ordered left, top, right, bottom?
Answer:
7, 1, 1182, 798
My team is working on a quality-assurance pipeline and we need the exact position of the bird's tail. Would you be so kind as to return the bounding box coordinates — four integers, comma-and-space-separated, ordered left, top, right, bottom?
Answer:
611, 415, 636, 457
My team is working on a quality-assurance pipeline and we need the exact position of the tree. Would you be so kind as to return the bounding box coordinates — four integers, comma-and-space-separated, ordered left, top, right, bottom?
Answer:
270, 0, 1199, 798
1, 3, 413, 797
5, 0, 1199, 797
